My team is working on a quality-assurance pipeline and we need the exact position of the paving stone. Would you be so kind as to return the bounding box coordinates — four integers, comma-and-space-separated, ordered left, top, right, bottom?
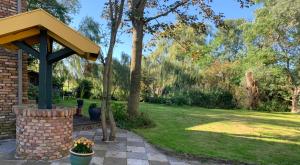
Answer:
127, 158, 149, 165
0, 140, 16, 153
127, 146, 146, 153
116, 137, 127, 142
107, 142, 126, 152
90, 156, 104, 165
116, 133, 127, 138
0, 129, 199, 165
127, 141, 145, 147
145, 143, 160, 154
103, 157, 126, 165
147, 153, 168, 162
127, 152, 148, 160
51, 162, 70, 165
24, 160, 51, 165
94, 144, 107, 150
94, 136, 102, 141
51, 155, 70, 163
127, 137, 144, 142
169, 162, 191, 165
117, 128, 127, 133
150, 160, 171, 165
80, 131, 96, 136
94, 149, 106, 157
105, 151, 126, 158
1, 160, 27, 165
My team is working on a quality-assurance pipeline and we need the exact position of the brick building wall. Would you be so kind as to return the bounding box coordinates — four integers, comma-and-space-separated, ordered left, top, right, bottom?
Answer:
0, 0, 28, 139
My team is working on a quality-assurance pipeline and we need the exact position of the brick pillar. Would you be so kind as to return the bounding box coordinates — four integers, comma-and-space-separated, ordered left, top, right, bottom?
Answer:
0, 0, 28, 139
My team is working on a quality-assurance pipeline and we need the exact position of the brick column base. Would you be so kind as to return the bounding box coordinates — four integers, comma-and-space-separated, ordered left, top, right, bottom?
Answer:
13, 105, 76, 160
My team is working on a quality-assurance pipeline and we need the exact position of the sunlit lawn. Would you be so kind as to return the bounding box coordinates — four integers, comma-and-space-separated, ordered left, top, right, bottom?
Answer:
57, 99, 300, 165
135, 103, 300, 165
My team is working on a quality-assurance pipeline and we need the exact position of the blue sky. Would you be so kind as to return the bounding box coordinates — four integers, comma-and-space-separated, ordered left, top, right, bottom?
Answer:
70, 0, 261, 59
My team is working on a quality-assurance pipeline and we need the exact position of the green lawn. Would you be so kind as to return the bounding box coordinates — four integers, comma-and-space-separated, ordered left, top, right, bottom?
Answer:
57, 99, 300, 165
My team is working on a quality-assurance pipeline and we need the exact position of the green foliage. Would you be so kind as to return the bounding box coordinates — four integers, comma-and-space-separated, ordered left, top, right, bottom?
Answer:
27, 0, 80, 23
76, 79, 93, 99
89, 103, 97, 109
28, 84, 38, 100
111, 102, 155, 129
145, 89, 235, 109
257, 100, 290, 112
112, 53, 131, 101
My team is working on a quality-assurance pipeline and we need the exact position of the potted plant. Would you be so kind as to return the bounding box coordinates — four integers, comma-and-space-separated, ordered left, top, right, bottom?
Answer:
88, 103, 101, 121
70, 137, 94, 165
76, 98, 84, 116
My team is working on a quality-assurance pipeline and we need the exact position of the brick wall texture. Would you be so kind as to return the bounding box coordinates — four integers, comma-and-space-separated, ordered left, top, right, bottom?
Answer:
14, 107, 75, 160
0, 0, 28, 139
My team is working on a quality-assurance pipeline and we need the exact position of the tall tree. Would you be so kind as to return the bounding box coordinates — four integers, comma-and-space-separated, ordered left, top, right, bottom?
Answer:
127, 0, 254, 116
101, 0, 126, 141
244, 0, 300, 112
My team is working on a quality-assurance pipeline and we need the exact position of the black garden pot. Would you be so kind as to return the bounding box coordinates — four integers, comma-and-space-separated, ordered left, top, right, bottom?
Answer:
88, 107, 101, 121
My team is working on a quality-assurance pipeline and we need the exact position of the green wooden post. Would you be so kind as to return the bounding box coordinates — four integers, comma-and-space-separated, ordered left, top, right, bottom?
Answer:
38, 30, 49, 109
46, 39, 53, 109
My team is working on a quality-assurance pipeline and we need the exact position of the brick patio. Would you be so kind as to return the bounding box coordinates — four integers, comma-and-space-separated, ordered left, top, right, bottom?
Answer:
0, 128, 201, 165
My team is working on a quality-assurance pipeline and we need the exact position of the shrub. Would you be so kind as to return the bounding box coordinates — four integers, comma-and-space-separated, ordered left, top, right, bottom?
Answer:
170, 95, 189, 105
89, 103, 97, 109
28, 83, 38, 100
111, 102, 155, 129
76, 79, 93, 99
257, 100, 290, 112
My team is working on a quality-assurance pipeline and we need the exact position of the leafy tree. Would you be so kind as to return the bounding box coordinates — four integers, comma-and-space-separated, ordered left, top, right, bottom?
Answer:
244, 0, 300, 112
126, 0, 254, 116
27, 0, 80, 23
100, 0, 126, 141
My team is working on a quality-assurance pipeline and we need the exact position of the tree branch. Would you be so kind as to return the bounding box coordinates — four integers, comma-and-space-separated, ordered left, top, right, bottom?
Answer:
145, 0, 189, 22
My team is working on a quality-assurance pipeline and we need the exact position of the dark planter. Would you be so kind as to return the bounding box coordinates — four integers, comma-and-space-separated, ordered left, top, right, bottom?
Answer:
76, 99, 84, 116
88, 107, 101, 121
77, 99, 84, 108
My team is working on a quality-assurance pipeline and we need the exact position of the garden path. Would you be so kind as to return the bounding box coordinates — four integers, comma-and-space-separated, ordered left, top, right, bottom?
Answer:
0, 128, 205, 165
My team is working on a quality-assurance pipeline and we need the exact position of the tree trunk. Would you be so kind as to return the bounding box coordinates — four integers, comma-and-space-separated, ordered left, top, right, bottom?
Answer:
106, 41, 117, 140
245, 71, 259, 110
291, 87, 300, 113
128, 19, 144, 117
101, 29, 117, 141
101, 63, 108, 141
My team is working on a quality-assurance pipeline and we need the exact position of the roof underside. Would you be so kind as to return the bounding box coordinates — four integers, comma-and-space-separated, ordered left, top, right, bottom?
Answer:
0, 9, 100, 61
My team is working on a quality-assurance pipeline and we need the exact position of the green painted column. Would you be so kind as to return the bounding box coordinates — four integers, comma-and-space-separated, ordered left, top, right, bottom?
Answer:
38, 30, 49, 109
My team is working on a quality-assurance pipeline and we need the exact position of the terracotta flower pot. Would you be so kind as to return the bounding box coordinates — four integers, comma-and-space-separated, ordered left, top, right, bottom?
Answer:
69, 149, 94, 165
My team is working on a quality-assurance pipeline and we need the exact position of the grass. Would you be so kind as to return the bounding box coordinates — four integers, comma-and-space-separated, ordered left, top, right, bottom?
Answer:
56, 99, 300, 165
136, 103, 300, 165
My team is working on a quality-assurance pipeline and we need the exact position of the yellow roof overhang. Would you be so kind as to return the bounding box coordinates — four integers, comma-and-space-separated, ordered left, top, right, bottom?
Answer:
0, 9, 100, 61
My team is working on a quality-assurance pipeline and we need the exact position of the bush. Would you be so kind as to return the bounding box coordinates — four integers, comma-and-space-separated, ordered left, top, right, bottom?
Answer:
170, 95, 189, 106
111, 102, 155, 129
89, 103, 97, 109
76, 79, 93, 99
28, 83, 38, 100
144, 89, 236, 109
257, 100, 290, 112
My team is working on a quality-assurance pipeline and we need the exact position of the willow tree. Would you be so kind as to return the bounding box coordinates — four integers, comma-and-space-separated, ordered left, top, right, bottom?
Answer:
127, 0, 254, 116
